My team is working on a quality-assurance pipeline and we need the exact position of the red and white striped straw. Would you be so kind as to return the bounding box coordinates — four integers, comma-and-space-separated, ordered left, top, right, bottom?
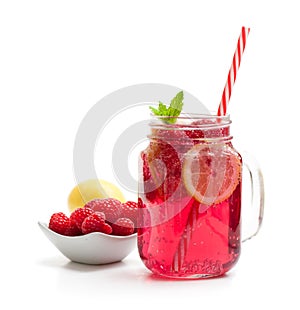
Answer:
217, 26, 250, 116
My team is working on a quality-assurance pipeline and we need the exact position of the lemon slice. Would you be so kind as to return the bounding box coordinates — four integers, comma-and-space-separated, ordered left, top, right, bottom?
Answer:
182, 144, 241, 205
68, 179, 126, 212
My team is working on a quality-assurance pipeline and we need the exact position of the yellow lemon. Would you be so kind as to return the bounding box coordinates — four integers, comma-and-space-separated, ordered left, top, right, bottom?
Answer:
68, 179, 126, 212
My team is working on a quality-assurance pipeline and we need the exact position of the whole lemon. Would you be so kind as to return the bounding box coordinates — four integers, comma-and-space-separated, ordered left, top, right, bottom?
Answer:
68, 179, 126, 212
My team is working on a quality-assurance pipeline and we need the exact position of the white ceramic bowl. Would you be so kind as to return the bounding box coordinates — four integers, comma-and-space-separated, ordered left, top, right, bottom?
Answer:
38, 222, 137, 265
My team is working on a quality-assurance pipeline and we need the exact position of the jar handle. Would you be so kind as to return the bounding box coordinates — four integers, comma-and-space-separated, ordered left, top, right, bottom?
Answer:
241, 152, 265, 242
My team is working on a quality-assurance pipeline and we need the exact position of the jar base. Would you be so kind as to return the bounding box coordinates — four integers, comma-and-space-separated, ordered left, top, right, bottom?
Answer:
149, 270, 227, 280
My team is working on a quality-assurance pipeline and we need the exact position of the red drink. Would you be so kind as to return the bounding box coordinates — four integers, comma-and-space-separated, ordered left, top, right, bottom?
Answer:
138, 115, 242, 278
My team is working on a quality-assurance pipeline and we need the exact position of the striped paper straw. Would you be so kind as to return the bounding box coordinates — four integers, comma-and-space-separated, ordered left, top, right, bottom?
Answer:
217, 26, 250, 116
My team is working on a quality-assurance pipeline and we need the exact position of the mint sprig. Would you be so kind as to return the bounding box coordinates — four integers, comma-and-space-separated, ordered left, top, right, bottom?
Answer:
149, 91, 184, 124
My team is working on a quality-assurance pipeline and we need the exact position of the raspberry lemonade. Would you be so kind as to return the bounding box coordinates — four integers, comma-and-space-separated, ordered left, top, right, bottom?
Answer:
138, 92, 243, 278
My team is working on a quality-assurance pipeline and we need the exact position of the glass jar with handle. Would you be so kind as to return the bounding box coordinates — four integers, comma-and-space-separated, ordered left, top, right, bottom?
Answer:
138, 114, 264, 278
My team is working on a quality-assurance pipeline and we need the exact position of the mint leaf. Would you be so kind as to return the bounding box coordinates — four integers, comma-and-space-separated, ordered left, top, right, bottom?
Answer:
149, 91, 184, 124
149, 102, 168, 115
149, 106, 160, 115
170, 91, 184, 114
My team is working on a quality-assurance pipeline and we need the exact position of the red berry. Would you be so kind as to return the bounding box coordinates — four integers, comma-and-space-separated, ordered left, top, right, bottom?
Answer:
49, 212, 70, 235
112, 218, 135, 236
146, 141, 181, 202
185, 120, 229, 140
101, 223, 113, 235
121, 201, 138, 227
70, 207, 94, 230
94, 211, 106, 221
64, 221, 82, 236
85, 198, 122, 224
81, 212, 112, 234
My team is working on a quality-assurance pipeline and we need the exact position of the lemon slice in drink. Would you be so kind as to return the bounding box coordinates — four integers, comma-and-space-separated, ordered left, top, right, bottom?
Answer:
68, 179, 126, 212
182, 144, 241, 205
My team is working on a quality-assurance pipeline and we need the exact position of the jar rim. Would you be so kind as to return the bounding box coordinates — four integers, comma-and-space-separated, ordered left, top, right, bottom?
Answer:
149, 113, 231, 129
150, 112, 230, 120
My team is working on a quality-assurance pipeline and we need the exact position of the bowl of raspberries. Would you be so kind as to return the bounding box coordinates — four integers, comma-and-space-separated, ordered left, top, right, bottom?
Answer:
38, 198, 138, 265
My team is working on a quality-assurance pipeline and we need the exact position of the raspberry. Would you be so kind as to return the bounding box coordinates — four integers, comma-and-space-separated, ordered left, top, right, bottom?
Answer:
155, 127, 188, 142
112, 218, 135, 236
94, 211, 106, 221
184, 127, 205, 140
49, 212, 70, 235
101, 222, 113, 235
64, 221, 82, 236
70, 207, 94, 230
185, 120, 229, 140
146, 141, 182, 202
81, 212, 112, 234
121, 201, 138, 227
85, 198, 122, 223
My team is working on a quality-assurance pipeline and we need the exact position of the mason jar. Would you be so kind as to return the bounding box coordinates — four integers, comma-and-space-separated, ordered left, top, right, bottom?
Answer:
137, 114, 264, 279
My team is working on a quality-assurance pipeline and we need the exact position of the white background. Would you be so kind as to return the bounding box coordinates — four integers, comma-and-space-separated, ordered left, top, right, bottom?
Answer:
1, 0, 299, 309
